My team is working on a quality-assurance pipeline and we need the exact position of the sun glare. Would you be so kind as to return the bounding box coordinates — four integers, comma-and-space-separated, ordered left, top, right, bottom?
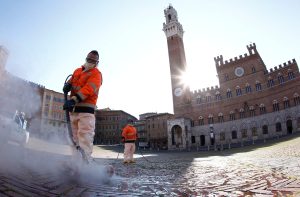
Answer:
178, 70, 191, 89
179, 65, 218, 91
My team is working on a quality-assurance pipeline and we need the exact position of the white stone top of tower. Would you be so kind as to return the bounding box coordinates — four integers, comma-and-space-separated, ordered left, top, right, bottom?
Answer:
0, 46, 9, 71
163, 5, 184, 38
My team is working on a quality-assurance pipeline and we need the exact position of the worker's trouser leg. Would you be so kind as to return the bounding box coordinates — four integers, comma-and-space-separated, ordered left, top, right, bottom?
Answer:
129, 143, 135, 161
70, 112, 95, 163
124, 143, 135, 162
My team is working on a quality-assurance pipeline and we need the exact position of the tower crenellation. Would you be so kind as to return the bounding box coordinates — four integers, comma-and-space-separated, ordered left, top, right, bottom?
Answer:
267, 59, 297, 73
190, 85, 220, 100
214, 55, 223, 67
247, 43, 257, 55
216, 44, 258, 70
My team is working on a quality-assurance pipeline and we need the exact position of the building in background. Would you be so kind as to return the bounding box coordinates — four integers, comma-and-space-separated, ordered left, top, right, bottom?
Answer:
134, 120, 147, 148
163, 5, 300, 150
40, 89, 68, 141
94, 108, 137, 145
0, 46, 44, 134
145, 113, 174, 150
1, 46, 140, 145
139, 112, 158, 121
136, 112, 157, 148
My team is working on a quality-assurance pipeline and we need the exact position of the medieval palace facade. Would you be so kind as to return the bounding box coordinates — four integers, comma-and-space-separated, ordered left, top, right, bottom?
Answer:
163, 5, 300, 150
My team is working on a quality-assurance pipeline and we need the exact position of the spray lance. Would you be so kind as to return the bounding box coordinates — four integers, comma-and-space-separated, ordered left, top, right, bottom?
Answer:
63, 74, 89, 164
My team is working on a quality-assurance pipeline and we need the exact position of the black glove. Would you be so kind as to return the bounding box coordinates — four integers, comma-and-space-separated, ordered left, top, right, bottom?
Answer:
63, 83, 72, 93
63, 99, 76, 111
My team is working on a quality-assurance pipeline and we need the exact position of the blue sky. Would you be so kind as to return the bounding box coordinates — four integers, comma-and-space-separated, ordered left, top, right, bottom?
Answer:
1, 0, 300, 118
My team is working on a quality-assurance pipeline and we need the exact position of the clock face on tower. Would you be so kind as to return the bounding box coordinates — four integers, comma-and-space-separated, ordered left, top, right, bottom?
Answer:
235, 67, 245, 77
174, 87, 183, 97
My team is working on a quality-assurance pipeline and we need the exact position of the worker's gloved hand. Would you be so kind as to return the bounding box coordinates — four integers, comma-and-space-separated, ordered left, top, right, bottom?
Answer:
63, 99, 75, 111
63, 83, 72, 93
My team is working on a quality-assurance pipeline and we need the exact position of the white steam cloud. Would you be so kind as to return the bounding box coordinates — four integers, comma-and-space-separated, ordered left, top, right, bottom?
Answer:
0, 70, 114, 185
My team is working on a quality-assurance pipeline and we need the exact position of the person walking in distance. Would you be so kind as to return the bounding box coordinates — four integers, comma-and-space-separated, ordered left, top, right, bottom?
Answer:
63, 50, 102, 163
122, 120, 138, 164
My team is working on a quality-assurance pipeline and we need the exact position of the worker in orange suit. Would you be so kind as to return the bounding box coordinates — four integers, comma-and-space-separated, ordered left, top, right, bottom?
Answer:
122, 121, 138, 164
63, 50, 102, 163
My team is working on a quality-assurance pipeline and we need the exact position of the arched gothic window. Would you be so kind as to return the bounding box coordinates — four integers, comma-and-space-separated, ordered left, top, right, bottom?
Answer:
245, 83, 252, 93
278, 73, 284, 84
196, 95, 202, 104
255, 81, 262, 91
206, 94, 212, 102
236, 86, 242, 96
267, 76, 275, 87
239, 108, 245, 118
273, 100, 280, 111
226, 89, 232, 98
218, 112, 224, 123
229, 111, 235, 121
259, 103, 266, 114
198, 116, 204, 125
215, 91, 221, 101
293, 93, 300, 105
288, 69, 295, 80
249, 106, 255, 117
283, 97, 290, 109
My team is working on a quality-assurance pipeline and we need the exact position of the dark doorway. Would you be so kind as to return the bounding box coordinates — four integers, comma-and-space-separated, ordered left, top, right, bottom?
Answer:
171, 125, 183, 146
200, 135, 205, 146
286, 119, 293, 134
191, 136, 196, 144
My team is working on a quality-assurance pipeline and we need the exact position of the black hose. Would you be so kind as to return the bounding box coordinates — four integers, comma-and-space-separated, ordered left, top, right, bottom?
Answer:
64, 74, 73, 144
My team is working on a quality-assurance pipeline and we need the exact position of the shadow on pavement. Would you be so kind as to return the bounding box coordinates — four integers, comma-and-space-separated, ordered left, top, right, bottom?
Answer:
97, 132, 300, 159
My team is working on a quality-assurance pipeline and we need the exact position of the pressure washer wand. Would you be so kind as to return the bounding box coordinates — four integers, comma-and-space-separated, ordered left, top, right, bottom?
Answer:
64, 74, 89, 164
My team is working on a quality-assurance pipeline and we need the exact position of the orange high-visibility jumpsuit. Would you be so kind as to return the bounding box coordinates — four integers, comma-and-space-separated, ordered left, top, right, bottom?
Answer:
68, 65, 102, 162
122, 124, 137, 163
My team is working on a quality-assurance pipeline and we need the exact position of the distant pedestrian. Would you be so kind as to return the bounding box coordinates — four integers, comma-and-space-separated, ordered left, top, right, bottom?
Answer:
122, 120, 137, 164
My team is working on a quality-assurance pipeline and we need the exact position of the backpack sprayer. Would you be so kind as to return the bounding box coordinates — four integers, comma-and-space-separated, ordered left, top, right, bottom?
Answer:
64, 74, 89, 164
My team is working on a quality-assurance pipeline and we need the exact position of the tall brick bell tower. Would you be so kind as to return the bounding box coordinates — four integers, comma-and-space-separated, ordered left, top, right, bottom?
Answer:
163, 5, 190, 115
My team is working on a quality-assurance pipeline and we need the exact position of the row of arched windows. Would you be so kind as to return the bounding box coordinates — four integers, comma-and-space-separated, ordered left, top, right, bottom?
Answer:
196, 71, 296, 104
192, 93, 300, 126
191, 122, 286, 143
190, 117, 300, 145
191, 122, 284, 144
220, 122, 283, 141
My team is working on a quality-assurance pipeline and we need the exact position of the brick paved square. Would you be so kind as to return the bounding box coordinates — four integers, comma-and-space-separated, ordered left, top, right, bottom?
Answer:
0, 134, 300, 196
